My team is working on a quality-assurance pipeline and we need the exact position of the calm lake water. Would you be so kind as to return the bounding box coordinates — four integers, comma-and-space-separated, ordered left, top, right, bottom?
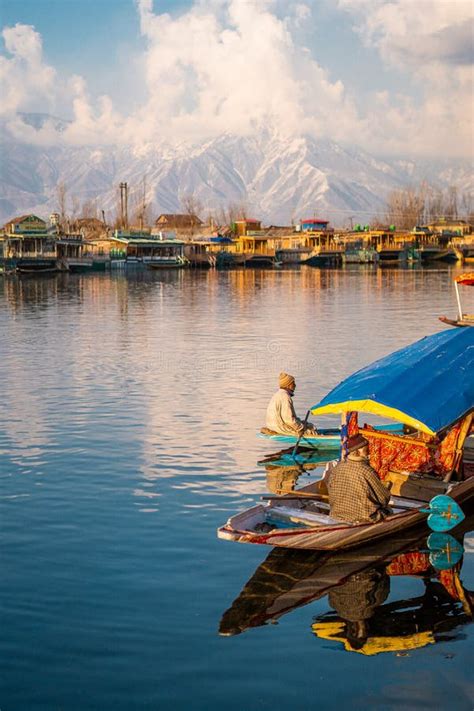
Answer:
1, 265, 473, 711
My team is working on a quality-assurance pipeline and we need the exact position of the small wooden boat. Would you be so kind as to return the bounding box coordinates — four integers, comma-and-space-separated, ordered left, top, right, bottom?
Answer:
217, 477, 473, 551
258, 422, 403, 450
439, 272, 474, 327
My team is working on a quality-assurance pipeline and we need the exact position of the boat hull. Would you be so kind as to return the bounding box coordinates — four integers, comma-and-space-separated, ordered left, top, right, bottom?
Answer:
217, 478, 473, 551
258, 423, 404, 450
439, 316, 474, 328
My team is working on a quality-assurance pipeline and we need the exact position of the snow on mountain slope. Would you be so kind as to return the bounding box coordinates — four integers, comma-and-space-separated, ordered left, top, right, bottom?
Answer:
0, 118, 471, 225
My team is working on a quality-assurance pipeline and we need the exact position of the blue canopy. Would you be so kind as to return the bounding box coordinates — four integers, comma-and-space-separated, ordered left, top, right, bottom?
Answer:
311, 329, 474, 435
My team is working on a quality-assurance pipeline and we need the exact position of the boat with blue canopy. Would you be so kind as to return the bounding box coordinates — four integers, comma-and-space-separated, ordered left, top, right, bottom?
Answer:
218, 329, 474, 551
310, 328, 474, 437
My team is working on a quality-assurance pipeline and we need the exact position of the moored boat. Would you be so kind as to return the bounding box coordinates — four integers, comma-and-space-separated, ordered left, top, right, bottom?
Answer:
439, 272, 474, 327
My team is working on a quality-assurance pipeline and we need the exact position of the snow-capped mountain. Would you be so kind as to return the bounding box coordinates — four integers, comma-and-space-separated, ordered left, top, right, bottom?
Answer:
0, 116, 471, 226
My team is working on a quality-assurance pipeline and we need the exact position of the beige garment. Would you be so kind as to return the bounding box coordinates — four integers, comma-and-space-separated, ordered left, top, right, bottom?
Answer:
265, 388, 313, 436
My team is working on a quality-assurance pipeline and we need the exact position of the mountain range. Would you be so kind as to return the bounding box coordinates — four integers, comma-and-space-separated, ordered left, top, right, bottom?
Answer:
0, 114, 472, 227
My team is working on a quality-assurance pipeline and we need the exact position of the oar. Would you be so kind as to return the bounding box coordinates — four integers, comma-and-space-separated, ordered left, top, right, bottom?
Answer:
291, 409, 311, 460
262, 492, 328, 502
421, 494, 466, 532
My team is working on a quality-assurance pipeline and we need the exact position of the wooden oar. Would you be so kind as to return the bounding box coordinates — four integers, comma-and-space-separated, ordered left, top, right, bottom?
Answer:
291, 409, 311, 459
262, 491, 328, 501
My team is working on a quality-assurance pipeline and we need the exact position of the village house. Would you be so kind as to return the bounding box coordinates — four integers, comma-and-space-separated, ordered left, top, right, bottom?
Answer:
154, 214, 203, 236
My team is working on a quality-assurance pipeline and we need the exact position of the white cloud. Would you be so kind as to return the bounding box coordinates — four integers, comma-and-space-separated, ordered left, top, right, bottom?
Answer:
0, 1, 472, 158
0, 23, 56, 114
337, 0, 473, 156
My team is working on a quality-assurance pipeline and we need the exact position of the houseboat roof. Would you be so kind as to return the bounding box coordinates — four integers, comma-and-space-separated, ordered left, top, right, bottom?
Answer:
155, 214, 203, 227
3, 214, 46, 227
210, 236, 234, 243
112, 236, 184, 245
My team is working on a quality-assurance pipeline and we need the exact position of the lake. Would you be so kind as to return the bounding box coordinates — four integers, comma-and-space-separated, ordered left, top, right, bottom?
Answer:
1, 265, 473, 711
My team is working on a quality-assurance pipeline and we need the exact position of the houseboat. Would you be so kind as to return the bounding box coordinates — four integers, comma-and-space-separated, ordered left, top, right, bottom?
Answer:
110, 230, 187, 268
299, 219, 342, 266
1, 215, 58, 273
56, 233, 94, 272
341, 232, 378, 263
412, 227, 458, 263
184, 236, 236, 267
230, 220, 278, 266
367, 229, 412, 265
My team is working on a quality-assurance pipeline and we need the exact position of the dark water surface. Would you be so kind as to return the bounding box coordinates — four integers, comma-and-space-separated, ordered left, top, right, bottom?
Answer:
1, 266, 473, 711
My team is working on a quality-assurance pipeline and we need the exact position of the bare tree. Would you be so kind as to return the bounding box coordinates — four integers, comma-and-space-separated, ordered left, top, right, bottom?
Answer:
56, 181, 68, 228
130, 176, 151, 229
80, 198, 98, 219
385, 185, 427, 229
181, 193, 203, 236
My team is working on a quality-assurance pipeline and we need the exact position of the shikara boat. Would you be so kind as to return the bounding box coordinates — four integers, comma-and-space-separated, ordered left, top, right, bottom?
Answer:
439, 272, 474, 327
258, 422, 403, 450
219, 329, 474, 550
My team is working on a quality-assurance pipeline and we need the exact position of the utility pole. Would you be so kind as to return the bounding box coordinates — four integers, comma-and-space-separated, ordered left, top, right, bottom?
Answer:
119, 182, 129, 229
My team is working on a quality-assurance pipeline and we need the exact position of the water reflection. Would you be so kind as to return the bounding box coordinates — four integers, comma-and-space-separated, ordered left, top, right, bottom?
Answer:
219, 516, 473, 654
258, 448, 331, 495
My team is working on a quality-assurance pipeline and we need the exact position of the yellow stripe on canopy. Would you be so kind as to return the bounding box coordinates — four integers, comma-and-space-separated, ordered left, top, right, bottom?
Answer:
310, 399, 436, 436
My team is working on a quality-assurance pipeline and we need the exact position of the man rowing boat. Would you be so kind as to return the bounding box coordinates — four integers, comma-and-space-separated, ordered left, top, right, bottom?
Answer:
264, 372, 317, 437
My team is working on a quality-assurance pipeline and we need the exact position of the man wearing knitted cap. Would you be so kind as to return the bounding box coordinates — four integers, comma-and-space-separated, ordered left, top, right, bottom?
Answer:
327, 434, 392, 523
264, 372, 317, 436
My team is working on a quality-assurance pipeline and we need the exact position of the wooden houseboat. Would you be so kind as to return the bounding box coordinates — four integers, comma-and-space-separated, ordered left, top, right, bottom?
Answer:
56, 233, 93, 272
299, 219, 342, 266
269, 228, 312, 264
230, 219, 277, 266
367, 229, 413, 264
184, 236, 237, 267
340, 232, 378, 263
1, 215, 58, 273
111, 230, 187, 268
412, 226, 458, 262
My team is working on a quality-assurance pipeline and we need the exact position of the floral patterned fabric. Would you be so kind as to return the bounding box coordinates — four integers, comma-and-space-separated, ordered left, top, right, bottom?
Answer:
362, 420, 465, 480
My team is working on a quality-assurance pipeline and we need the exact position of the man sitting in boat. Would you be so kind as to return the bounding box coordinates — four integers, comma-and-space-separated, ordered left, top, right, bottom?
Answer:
264, 372, 317, 436
328, 434, 391, 523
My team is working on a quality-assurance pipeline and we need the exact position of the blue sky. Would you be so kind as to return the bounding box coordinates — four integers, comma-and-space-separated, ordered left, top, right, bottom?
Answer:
1, 0, 472, 157
0, 0, 409, 111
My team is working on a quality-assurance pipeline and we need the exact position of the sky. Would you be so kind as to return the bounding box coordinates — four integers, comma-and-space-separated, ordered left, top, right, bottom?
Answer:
0, 0, 473, 158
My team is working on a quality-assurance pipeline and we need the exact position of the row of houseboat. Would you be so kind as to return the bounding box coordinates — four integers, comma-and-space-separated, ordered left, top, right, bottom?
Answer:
1, 214, 473, 275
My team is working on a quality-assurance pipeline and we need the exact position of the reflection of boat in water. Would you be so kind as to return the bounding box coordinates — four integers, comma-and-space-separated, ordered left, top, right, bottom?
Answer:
219, 518, 473, 653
